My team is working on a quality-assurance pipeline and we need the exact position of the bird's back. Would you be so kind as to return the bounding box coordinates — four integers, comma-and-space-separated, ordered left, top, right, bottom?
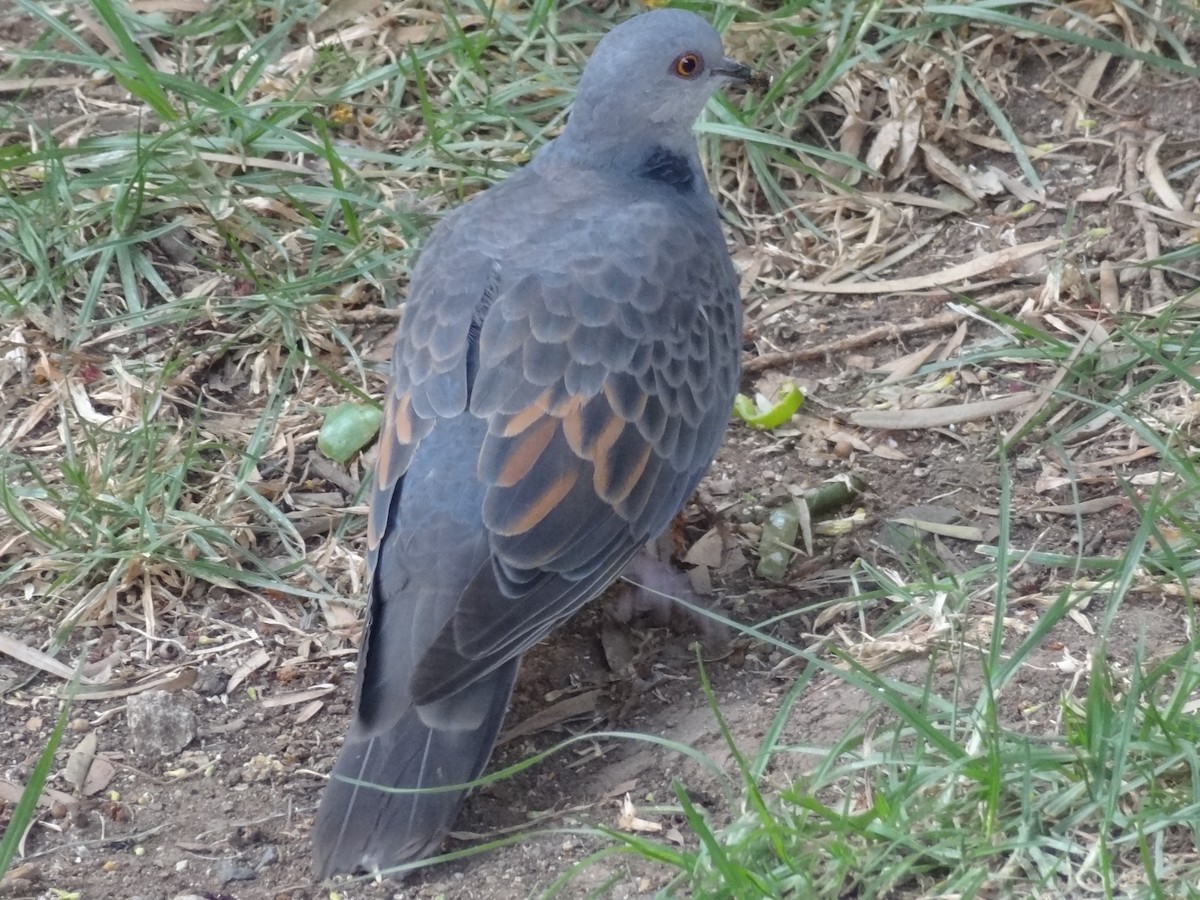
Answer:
367, 148, 742, 709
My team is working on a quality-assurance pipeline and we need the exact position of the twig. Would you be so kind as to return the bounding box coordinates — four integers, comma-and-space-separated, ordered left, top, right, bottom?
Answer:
744, 290, 1024, 375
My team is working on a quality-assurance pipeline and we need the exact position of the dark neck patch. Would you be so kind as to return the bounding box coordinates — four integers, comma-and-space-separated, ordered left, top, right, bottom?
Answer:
640, 147, 695, 193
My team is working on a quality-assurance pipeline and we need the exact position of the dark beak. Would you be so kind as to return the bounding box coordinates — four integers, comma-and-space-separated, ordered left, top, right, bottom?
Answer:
712, 57, 754, 84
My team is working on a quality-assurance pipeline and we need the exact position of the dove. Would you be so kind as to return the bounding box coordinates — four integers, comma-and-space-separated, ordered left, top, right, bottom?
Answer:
313, 7, 750, 877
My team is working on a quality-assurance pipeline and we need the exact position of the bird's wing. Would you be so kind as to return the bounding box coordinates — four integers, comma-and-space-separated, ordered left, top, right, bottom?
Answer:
393, 197, 741, 706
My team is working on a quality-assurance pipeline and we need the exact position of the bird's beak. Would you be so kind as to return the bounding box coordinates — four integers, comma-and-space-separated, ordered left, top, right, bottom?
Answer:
712, 57, 754, 84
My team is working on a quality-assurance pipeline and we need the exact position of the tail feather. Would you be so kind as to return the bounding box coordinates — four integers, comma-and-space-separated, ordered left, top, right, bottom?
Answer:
312, 658, 519, 877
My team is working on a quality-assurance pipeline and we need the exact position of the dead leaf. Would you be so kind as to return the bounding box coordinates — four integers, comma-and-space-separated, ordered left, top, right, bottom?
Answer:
877, 339, 942, 383
71, 666, 195, 701
599, 616, 637, 674
682, 528, 724, 568
68, 380, 112, 424
786, 238, 1059, 294
82, 756, 116, 797
921, 143, 1003, 201
499, 690, 600, 745
295, 700, 324, 725
226, 649, 271, 696
1054, 649, 1086, 674
1068, 609, 1095, 635
888, 517, 985, 542
1144, 134, 1183, 211
617, 793, 662, 833
321, 600, 360, 631
851, 392, 1037, 430
0, 634, 97, 684
1077, 186, 1120, 203
0, 778, 74, 809
870, 443, 910, 461
65, 733, 98, 793
310, 0, 385, 34
1032, 497, 1125, 515
260, 685, 335, 708
866, 119, 903, 173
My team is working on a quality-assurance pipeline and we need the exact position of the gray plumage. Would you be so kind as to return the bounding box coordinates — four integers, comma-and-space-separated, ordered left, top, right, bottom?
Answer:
313, 8, 749, 877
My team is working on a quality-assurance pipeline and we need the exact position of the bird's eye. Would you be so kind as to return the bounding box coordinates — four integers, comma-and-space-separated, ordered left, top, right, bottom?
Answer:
672, 52, 703, 79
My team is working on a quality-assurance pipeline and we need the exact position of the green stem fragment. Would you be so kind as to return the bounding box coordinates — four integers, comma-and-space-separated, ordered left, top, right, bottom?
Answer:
734, 383, 804, 430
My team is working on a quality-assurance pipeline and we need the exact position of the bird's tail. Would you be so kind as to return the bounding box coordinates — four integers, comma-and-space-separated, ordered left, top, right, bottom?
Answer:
312, 658, 519, 878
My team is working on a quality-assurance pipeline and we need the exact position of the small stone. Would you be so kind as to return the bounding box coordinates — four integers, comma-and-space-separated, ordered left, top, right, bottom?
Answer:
255, 845, 279, 870
213, 857, 256, 884
193, 665, 228, 696
126, 690, 197, 758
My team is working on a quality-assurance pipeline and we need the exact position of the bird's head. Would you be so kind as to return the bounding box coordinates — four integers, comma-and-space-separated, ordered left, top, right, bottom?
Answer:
558, 9, 752, 166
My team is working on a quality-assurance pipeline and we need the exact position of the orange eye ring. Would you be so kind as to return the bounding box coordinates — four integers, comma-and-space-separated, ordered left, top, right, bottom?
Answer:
672, 52, 703, 79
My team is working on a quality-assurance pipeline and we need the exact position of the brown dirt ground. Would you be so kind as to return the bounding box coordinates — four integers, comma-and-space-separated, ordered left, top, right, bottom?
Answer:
2, 8, 1199, 900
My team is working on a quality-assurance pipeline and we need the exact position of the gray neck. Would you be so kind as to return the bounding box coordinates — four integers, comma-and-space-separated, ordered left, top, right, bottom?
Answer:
536, 111, 704, 196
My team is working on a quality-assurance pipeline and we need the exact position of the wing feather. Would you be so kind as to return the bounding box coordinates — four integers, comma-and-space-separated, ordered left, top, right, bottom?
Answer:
369, 183, 741, 711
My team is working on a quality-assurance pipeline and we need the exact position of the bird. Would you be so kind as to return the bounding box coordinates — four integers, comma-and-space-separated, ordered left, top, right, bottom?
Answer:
312, 7, 751, 878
